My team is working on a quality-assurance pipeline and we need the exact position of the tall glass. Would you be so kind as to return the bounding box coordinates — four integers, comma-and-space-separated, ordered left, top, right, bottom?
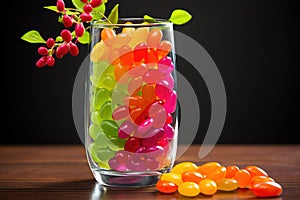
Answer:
85, 18, 178, 187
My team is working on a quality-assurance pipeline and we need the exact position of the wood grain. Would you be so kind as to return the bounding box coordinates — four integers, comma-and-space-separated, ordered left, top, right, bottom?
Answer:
0, 144, 299, 200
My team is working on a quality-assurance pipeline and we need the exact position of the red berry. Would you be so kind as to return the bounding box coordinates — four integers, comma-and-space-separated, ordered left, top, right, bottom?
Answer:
56, 0, 65, 12
62, 15, 73, 28
56, 43, 69, 56
80, 13, 93, 22
69, 43, 79, 56
75, 23, 85, 37
83, 4, 93, 13
90, 0, 103, 8
38, 47, 48, 56
46, 56, 55, 67
46, 38, 55, 48
36, 56, 47, 68
60, 29, 72, 43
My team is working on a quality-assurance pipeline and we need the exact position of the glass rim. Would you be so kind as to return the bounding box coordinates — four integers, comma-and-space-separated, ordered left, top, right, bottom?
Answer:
91, 17, 173, 27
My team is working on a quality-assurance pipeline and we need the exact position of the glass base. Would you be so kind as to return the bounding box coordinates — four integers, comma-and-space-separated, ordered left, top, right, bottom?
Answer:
92, 169, 161, 188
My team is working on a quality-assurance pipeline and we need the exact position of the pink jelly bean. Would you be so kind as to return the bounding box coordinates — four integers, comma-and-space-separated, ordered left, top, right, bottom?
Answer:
145, 157, 159, 170
149, 104, 167, 128
143, 128, 164, 139
128, 63, 147, 76
124, 137, 141, 152
112, 105, 130, 120
118, 120, 135, 139
136, 118, 154, 135
164, 90, 177, 113
142, 129, 164, 147
158, 73, 174, 90
163, 124, 175, 139
158, 56, 174, 73
126, 157, 147, 171
157, 135, 169, 147
144, 145, 164, 157
155, 84, 171, 100
128, 76, 143, 94
115, 150, 130, 163
108, 158, 128, 172
142, 69, 164, 83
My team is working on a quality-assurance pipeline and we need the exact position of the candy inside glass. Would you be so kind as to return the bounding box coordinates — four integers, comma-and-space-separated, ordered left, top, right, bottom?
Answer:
85, 18, 178, 187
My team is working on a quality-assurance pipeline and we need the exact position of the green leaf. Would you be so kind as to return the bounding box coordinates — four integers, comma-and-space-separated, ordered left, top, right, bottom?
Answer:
143, 15, 157, 23
44, 6, 58, 12
71, 0, 85, 10
169, 9, 192, 25
108, 4, 119, 24
21, 30, 46, 43
92, 3, 106, 20
78, 31, 90, 44
56, 36, 63, 42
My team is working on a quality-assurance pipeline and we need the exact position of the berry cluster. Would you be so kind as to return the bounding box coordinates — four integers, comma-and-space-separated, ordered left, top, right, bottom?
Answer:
36, 0, 103, 68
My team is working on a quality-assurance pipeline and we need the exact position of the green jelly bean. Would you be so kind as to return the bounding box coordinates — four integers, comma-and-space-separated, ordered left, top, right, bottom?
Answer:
95, 131, 109, 148
111, 88, 128, 105
97, 147, 115, 162
93, 88, 110, 110
100, 75, 116, 90
89, 143, 101, 163
109, 137, 126, 148
89, 124, 102, 141
98, 160, 110, 170
100, 120, 119, 137
91, 111, 102, 125
91, 61, 110, 88
100, 101, 113, 119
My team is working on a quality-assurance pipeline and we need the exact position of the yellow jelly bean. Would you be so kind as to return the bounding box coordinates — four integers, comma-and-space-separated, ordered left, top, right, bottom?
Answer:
90, 41, 106, 62
216, 178, 239, 191
178, 182, 200, 197
160, 173, 183, 186
105, 33, 132, 48
170, 162, 198, 174
122, 21, 135, 34
199, 179, 218, 195
128, 27, 149, 47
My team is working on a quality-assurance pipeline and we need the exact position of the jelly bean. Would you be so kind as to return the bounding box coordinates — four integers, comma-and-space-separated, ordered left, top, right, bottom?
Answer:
142, 129, 164, 147
206, 166, 226, 182
93, 88, 110, 110
178, 182, 200, 197
164, 90, 177, 113
251, 181, 282, 197
111, 88, 128, 105
128, 76, 143, 94
171, 162, 198, 174
100, 75, 116, 90
142, 128, 163, 139
128, 27, 149, 48
250, 176, 275, 188
136, 118, 154, 134
101, 28, 116, 41
96, 147, 115, 162
158, 56, 174, 73
146, 28, 162, 48
166, 113, 173, 124
159, 73, 174, 90
225, 165, 240, 178
124, 95, 146, 108
133, 42, 148, 62
199, 179, 218, 195
157, 135, 169, 147
128, 63, 147, 76
130, 107, 147, 125
107, 49, 120, 65
155, 83, 171, 100
149, 104, 166, 128
163, 124, 175, 139
143, 145, 164, 157
122, 21, 135, 34
90, 41, 106, 62
98, 160, 110, 170
195, 162, 221, 176
114, 63, 128, 82
100, 120, 119, 137
112, 105, 129, 120
245, 165, 268, 178
105, 33, 132, 48
89, 123, 101, 140
216, 178, 239, 191
156, 40, 172, 59
160, 173, 183, 186
142, 84, 156, 102
108, 158, 128, 171
99, 101, 113, 119
144, 157, 160, 170
126, 156, 147, 171
233, 169, 251, 188
118, 120, 134, 139
89, 143, 101, 162
143, 69, 164, 83
119, 45, 134, 67
156, 180, 178, 194
91, 111, 102, 125
95, 131, 109, 148
182, 171, 204, 183
124, 137, 141, 152
115, 150, 129, 163
145, 48, 158, 68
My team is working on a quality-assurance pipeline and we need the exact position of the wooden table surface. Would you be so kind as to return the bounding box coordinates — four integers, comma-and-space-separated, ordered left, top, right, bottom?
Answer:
0, 144, 299, 200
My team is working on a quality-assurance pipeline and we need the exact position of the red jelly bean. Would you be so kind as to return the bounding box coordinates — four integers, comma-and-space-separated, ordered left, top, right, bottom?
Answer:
134, 42, 148, 62
145, 48, 158, 67
251, 181, 282, 197
124, 137, 141, 152
245, 165, 269, 178
142, 129, 164, 147
164, 90, 177, 113
118, 120, 134, 139
156, 180, 178, 194
119, 45, 134, 67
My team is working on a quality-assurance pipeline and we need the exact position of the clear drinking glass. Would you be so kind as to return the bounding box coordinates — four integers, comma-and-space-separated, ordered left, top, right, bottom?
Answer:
85, 18, 178, 187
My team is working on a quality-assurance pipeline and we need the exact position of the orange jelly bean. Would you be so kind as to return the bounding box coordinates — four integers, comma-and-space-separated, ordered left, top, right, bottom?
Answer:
146, 28, 163, 48
233, 169, 251, 188
142, 84, 156, 102
225, 165, 240, 178
101, 28, 116, 41
206, 166, 226, 182
156, 180, 178, 194
195, 162, 221, 176
119, 45, 134, 67
114, 63, 128, 82
250, 175, 275, 188
251, 181, 282, 197
182, 171, 204, 183
156, 40, 172, 58
245, 165, 268, 178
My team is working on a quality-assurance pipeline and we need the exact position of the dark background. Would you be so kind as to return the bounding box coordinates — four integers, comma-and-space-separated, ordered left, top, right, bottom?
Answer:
8, 0, 299, 144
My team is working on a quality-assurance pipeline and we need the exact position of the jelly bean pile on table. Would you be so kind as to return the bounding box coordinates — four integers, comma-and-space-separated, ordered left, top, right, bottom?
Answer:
88, 22, 177, 172
156, 161, 283, 198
